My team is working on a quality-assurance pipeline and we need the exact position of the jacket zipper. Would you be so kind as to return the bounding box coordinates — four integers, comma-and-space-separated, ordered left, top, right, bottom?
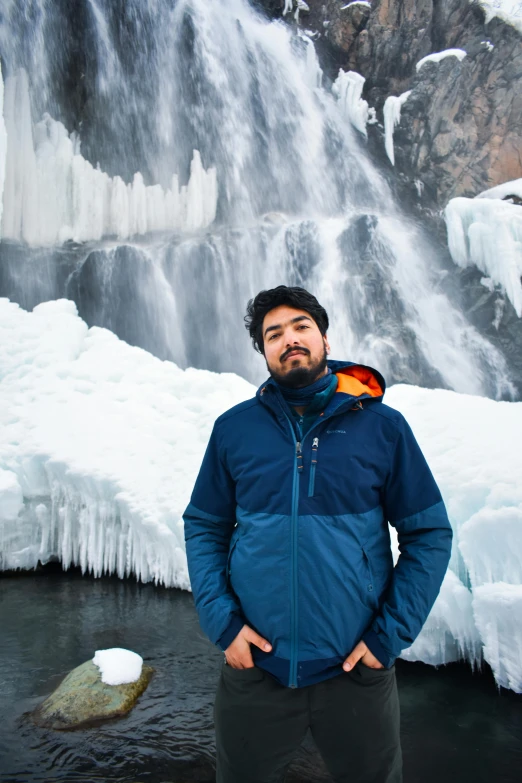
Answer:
281, 411, 302, 688
308, 437, 319, 497
279, 403, 360, 687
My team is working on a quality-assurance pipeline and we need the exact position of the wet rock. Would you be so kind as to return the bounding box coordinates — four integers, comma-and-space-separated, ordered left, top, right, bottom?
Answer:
32, 659, 154, 730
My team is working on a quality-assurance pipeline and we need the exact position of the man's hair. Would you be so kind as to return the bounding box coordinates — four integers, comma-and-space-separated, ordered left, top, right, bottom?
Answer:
244, 285, 329, 355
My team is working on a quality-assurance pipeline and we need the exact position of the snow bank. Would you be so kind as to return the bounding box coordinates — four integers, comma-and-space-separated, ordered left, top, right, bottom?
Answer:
93, 648, 143, 686
332, 70, 373, 136
416, 49, 467, 72
1, 302, 521, 690
383, 91, 411, 166
474, 1, 522, 34
445, 195, 522, 316
0, 70, 217, 247
0, 298, 253, 586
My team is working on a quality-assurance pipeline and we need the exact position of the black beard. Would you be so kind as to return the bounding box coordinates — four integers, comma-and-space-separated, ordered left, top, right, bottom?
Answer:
267, 348, 328, 389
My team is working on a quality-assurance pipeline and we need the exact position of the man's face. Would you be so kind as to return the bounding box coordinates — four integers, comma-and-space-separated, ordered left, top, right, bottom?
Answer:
262, 305, 330, 388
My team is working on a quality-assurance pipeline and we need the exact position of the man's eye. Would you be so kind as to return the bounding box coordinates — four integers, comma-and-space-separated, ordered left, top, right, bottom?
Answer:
298, 324, 309, 330
268, 333, 279, 340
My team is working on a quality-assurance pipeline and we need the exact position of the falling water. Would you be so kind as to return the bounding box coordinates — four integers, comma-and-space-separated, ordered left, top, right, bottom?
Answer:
0, 0, 516, 397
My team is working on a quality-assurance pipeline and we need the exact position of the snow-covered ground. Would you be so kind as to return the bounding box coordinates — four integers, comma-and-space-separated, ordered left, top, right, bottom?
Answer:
0, 300, 521, 691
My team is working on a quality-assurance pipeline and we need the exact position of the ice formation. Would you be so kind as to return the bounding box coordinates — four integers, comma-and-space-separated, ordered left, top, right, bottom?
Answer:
332, 70, 371, 136
416, 49, 467, 72
0, 298, 253, 587
0, 301, 521, 691
93, 648, 143, 686
445, 193, 522, 316
386, 384, 522, 691
0, 70, 217, 246
383, 91, 411, 166
474, 0, 522, 33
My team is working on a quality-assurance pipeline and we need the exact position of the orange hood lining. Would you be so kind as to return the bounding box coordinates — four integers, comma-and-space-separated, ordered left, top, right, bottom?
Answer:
335, 366, 383, 399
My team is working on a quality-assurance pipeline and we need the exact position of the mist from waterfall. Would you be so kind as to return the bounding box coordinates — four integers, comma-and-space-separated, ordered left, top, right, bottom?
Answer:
0, 0, 516, 398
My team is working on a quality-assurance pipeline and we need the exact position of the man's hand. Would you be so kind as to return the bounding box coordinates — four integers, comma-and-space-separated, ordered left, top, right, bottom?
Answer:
343, 640, 384, 672
225, 624, 272, 669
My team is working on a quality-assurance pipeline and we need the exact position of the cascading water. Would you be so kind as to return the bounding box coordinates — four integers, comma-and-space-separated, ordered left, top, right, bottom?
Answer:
0, 0, 516, 397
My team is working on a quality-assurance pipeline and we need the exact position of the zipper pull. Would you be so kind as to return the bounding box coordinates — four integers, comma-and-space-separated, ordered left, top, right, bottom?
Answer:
311, 437, 319, 464
312, 437, 319, 448
296, 441, 304, 472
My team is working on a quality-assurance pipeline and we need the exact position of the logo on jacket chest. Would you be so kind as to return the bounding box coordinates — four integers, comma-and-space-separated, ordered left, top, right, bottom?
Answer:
326, 429, 347, 435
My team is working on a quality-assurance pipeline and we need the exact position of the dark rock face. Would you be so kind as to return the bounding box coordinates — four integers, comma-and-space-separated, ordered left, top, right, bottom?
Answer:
270, 1, 522, 209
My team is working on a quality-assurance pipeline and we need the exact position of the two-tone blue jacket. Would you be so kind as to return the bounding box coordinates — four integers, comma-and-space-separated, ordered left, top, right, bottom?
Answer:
183, 360, 453, 688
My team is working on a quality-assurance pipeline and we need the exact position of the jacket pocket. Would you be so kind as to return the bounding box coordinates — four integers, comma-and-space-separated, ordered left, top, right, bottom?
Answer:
226, 530, 240, 586
308, 437, 319, 497
362, 546, 378, 610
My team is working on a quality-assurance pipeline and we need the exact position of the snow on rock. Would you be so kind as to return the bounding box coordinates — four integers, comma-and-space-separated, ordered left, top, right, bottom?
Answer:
0, 298, 253, 584
93, 648, 143, 686
477, 177, 522, 201
474, 1, 522, 34
341, 2, 371, 9
332, 70, 372, 136
416, 48, 467, 72
387, 384, 522, 690
0, 69, 217, 247
445, 194, 522, 316
383, 91, 411, 166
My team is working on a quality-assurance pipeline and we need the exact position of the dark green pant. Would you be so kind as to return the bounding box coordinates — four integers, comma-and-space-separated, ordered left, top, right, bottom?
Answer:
214, 663, 402, 783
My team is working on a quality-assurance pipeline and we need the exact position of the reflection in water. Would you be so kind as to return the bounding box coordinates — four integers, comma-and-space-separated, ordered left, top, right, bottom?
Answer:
0, 567, 520, 782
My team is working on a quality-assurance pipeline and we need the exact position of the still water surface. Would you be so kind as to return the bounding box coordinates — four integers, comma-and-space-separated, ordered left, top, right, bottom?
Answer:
0, 567, 520, 783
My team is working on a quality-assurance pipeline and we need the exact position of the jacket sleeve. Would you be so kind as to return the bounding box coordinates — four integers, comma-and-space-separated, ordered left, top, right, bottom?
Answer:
183, 422, 245, 650
362, 414, 453, 668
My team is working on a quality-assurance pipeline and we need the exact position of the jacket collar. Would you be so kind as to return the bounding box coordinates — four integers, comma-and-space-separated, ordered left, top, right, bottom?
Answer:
256, 360, 385, 421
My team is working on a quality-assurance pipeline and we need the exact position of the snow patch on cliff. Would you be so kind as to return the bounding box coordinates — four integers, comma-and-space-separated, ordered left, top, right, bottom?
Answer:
416, 49, 467, 72
475, 1, 522, 34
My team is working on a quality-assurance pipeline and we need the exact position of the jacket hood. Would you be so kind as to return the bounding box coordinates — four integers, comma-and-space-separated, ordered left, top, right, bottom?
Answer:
257, 360, 385, 403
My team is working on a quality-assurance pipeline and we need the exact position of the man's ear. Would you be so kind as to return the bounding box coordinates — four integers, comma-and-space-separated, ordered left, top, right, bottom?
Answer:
324, 335, 331, 355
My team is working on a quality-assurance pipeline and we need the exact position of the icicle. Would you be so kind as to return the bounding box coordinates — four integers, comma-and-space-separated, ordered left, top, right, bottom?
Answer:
383, 91, 411, 166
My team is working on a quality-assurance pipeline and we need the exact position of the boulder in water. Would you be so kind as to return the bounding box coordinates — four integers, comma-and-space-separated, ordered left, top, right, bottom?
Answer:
32, 658, 154, 730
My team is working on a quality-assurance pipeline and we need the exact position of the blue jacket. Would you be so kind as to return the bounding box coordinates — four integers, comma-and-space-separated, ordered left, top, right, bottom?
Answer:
183, 360, 452, 688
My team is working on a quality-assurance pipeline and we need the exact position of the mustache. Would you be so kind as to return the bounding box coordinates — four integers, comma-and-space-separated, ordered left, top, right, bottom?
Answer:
280, 346, 310, 362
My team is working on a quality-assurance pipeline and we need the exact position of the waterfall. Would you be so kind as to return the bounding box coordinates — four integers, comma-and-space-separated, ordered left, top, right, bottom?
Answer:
0, 0, 516, 397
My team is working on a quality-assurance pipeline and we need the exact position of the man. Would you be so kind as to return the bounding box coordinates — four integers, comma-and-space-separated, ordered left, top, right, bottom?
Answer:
184, 285, 452, 783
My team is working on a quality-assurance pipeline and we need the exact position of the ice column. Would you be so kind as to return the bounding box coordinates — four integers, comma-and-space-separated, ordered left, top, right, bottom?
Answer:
333, 70, 371, 136
383, 91, 412, 166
